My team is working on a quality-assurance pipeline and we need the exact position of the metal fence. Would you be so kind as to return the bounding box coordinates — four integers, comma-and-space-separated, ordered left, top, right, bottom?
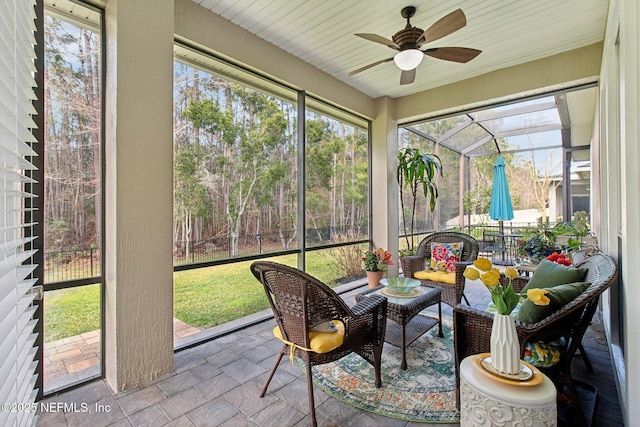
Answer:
44, 227, 371, 282
462, 222, 560, 265
172, 233, 287, 265
44, 247, 101, 283
44, 222, 560, 283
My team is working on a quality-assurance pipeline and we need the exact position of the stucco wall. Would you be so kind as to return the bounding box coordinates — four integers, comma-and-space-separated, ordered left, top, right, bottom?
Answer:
104, 0, 175, 391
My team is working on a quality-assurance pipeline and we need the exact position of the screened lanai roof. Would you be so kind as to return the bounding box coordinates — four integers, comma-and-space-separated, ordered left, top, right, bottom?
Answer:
403, 86, 597, 161
400, 85, 597, 225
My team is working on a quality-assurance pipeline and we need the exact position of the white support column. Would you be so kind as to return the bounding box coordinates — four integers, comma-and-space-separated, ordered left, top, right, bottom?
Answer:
103, 0, 175, 391
372, 97, 399, 276
620, 1, 640, 424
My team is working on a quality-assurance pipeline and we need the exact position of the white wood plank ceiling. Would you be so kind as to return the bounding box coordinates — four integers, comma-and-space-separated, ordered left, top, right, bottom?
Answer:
193, 0, 609, 99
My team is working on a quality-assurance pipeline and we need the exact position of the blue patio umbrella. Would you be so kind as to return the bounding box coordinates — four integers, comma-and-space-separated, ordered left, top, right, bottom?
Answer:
489, 156, 514, 221
489, 156, 513, 263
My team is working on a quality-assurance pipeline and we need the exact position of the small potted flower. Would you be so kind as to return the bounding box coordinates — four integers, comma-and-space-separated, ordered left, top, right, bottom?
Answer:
363, 248, 395, 288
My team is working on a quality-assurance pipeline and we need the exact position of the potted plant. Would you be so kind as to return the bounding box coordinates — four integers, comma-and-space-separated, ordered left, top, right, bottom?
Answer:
571, 210, 590, 241
519, 230, 557, 262
552, 210, 590, 253
363, 248, 394, 288
397, 147, 443, 255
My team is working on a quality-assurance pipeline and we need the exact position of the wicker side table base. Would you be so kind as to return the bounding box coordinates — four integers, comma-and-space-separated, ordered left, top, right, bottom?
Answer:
357, 286, 443, 370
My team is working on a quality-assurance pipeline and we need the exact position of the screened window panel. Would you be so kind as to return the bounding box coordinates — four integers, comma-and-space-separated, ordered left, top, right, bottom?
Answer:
304, 104, 369, 248
482, 108, 560, 135
0, 0, 40, 425
501, 130, 562, 152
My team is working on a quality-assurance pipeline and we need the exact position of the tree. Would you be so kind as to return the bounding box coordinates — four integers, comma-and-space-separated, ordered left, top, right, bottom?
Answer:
507, 148, 562, 222
304, 115, 368, 243
174, 143, 213, 258
44, 16, 101, 251
173, 62, 369, 261
182, 87, 288, 256
397, 147, 443, 253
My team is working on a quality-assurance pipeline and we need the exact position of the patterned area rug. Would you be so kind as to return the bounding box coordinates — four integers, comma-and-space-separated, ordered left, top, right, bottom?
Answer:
305, 314, 460, 423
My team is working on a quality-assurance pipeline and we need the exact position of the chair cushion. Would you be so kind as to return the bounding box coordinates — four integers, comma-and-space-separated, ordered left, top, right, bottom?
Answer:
429, 242, 463, 272
310, 320, 338, 333
413, 270, 456, 285
517, 281, 591, 324
521, 260, 588, 292
523, 338, 566, 368
273, 321, 345, 354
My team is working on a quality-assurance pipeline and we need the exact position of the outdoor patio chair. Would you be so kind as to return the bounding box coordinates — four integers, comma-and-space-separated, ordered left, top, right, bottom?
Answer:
453, 252, 617, 426
250, 261, 387, 427
401, 231, 480, 307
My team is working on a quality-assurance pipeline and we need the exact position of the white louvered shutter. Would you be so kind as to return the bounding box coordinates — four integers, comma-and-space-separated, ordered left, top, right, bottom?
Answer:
0, 0, 40, 426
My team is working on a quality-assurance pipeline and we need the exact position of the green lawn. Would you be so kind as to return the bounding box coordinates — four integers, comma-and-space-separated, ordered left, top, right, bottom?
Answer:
45, 284, 101, 342
44, 252, 357, 342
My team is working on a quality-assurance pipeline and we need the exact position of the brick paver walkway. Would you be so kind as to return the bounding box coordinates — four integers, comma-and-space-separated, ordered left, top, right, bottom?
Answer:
44, 318, 201, 393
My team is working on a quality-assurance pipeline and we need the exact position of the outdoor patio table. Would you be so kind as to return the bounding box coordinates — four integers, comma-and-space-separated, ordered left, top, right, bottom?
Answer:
516, 263, 538, 277
356, 285, 443, 370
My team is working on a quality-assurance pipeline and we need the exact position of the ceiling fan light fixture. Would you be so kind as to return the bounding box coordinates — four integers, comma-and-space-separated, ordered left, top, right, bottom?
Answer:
393, 49, 423, 70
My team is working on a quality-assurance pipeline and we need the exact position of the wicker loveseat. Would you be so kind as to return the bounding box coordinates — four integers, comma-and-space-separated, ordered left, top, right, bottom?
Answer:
401, 231, 480, 307
453, 252, 617, 426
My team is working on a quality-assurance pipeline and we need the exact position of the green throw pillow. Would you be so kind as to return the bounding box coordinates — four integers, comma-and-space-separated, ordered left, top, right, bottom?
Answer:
518, 281, 591, 324
521, 260, 588, 292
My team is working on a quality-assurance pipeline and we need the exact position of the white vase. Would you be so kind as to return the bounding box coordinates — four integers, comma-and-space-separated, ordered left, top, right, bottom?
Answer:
490, 313, 521, 375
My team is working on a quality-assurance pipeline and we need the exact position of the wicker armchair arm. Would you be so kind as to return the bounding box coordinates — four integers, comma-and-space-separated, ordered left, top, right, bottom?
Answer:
453, 304, 558, 357
453, 305, 494, 364
498, 273, 530, 293
454, 304, 494, 332
349, 293, 387, 351
401, 255, 426, 278
454, 260, 474, 276
351, 294, 387, 317
512, 276, 530, 293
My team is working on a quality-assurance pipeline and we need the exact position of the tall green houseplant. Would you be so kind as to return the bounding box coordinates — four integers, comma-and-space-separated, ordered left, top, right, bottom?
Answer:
397, 147, 443, 254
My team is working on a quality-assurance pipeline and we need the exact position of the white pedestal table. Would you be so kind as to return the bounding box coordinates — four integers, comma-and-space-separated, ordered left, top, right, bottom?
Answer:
459, 354, 557, 426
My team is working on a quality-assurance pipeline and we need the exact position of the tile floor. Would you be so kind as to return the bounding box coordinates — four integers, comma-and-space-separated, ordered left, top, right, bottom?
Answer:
37, 278, 624, 427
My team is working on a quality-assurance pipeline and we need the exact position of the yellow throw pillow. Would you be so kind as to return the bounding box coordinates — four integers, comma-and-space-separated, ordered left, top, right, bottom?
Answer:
273, 321, 345, 353
413, 270, 456, 285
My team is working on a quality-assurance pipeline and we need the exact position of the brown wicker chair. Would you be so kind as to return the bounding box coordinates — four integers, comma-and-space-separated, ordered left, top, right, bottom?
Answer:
401, 231, 480, 307
250, 261, 387, 427
453, 252, 617, 426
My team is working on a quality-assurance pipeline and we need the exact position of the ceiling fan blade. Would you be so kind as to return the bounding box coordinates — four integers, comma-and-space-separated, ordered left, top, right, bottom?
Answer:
400, 69, 416, 85
420, 9, 466, 44
349, 57, 394, 76
424, 47, 481, 63
354, 33, 400, 49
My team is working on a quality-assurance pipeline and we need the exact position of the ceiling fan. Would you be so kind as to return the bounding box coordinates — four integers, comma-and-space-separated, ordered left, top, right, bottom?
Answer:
349, 6, 481, 85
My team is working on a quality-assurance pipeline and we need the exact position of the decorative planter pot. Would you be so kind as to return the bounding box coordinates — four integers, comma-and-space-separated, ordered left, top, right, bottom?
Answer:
366, 270, 384, 289
490, 313, 521, 375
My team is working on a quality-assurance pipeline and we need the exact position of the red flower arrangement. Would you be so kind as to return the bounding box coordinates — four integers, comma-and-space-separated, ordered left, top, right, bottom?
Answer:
546, 251, 571, 266
363, 248, 395, 272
